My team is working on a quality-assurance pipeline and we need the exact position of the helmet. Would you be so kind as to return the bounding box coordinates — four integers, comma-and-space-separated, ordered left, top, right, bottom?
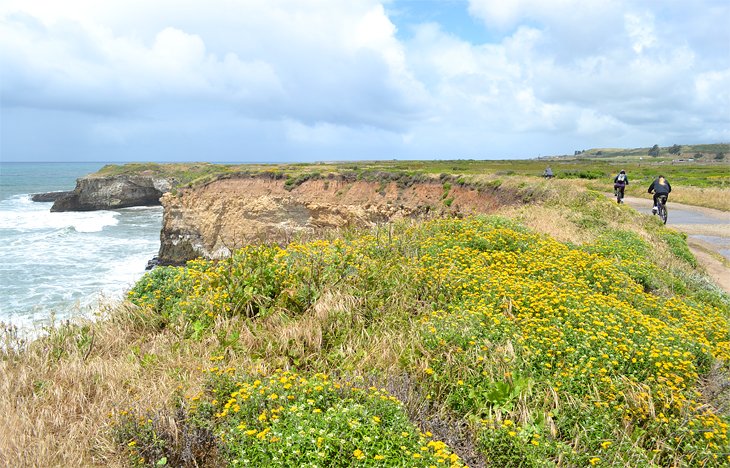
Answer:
620, 170, 625, 173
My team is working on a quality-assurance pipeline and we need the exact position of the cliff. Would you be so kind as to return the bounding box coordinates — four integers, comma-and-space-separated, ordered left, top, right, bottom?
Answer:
51, 174, 173, 212
158, 174, 514, 264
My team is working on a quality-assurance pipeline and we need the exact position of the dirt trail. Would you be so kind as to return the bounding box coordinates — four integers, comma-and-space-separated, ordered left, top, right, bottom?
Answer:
618, 195, 730, 294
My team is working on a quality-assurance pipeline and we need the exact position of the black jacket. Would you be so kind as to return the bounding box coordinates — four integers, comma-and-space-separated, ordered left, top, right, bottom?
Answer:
614, 173, 629, 185
648, 178, 671, 195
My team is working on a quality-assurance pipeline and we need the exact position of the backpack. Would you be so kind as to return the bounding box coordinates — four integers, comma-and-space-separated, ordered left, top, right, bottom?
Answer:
617, 173, 626, 182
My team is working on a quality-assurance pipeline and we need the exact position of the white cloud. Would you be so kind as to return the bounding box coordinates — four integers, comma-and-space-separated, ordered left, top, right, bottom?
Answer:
624, 12, 656, 54
0, 0, 728, 161
694, 70, 730, 122
0, 14, 285, 115
0, 1, 426, 128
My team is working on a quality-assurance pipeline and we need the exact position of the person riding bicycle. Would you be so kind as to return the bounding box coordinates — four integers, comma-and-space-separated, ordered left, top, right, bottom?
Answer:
613, 170, 629, 202
543, 166, 554, 179
648, 175, 671, 214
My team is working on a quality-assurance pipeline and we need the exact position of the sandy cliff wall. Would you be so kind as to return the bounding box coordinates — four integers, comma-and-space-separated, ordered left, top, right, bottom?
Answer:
51, 175, 173, 212
158, 175, 510, 264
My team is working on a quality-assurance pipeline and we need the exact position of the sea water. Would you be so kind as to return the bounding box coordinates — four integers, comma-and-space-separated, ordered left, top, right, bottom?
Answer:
0, 162, 162, 332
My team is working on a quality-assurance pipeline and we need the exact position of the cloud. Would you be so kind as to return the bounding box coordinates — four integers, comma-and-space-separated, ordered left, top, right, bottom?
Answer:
467, 0, 584, 28
460, 0, 729, 140
0, 1, 427, 131
0, 14, 284, 116
624, 12, 656, 54
0, 0, 728, 161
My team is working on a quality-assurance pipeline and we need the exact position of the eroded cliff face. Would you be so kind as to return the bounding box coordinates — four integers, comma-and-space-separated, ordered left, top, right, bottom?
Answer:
158, 175, 511, 264
51, 174, 173, 212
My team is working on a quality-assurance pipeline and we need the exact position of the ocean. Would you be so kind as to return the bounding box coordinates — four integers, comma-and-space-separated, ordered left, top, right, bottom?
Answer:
0, 162, 162, 333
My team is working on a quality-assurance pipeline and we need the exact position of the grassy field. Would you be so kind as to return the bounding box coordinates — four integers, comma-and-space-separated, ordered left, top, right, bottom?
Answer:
92, 142, 730, 211
2, 178, 728, 466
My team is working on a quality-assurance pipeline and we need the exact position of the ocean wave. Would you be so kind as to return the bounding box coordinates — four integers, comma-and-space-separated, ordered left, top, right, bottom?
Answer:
0, 204, 119, 232
0, 162, 161, 334
7, 226, 76, 245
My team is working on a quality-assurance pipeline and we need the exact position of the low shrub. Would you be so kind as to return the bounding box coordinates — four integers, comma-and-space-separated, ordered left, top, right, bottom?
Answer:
658, 230, 698, 267
193, 370, 466, 467
125, 216, 730, 466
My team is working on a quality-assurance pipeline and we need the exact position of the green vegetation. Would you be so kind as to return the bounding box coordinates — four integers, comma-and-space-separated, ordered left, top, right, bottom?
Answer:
91, 144, 730, 209
3, 151, 729, 466
284, 172, 320, 191
115, 192, 729, 466
657, 230, 698, 268
574, 143, 729, 161
95, 162, 239, 186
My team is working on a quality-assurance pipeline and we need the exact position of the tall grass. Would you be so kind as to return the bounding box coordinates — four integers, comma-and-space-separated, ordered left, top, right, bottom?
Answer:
0, 305, 218, 466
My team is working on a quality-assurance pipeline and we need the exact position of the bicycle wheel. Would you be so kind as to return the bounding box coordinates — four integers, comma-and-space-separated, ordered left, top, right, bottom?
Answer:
658, 202, 668, 224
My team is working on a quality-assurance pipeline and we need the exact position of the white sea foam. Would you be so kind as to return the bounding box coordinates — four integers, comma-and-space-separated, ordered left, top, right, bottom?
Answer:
0, 185, 162, 332
0, 195, 119, 232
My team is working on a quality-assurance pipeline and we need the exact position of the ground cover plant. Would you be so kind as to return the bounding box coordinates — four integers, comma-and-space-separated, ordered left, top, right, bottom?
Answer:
121, 210, 730, 466
2, 178, 728, 467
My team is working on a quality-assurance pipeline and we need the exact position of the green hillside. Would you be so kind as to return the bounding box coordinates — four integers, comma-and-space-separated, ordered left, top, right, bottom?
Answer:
120, 203, 729, 466
566, 143, 729, 161
128, 220, 729, 465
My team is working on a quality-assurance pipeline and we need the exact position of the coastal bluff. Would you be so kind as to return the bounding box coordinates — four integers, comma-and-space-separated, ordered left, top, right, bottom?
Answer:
39, 163, 520, 265
51, 173, 173, 212
158, 174, 513, 265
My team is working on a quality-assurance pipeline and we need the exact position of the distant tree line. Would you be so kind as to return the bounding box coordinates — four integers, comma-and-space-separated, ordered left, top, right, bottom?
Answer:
570, 144, 722, 159
648, 144, 682, 157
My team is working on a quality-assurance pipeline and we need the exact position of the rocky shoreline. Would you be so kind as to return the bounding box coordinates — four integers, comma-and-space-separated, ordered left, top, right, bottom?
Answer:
30, 191, 73, 202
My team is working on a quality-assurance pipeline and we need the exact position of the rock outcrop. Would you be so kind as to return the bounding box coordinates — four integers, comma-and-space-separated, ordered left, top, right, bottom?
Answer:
158, 175, 511, 265
31, 191, 73, 202
51, 174, 173, 212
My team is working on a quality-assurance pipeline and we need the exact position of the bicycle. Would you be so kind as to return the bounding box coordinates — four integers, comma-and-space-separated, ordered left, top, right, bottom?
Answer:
655, 195, 668, 224
614, 185, 625, 204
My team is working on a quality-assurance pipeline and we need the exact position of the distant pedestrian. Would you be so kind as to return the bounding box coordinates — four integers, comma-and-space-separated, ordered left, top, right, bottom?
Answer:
543, 166, 554, 179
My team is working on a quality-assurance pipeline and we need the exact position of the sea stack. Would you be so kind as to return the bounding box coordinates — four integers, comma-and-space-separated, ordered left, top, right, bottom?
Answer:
51, 174, 173, 212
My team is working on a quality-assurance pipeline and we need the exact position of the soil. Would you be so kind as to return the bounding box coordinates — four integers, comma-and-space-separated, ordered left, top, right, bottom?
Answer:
158, 176, 517, 264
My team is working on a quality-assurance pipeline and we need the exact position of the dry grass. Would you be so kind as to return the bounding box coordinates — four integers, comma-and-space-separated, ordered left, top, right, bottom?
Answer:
670, 186, 730, 211
0, 304, 215, 466
498, 204, 598, 245
0, 288, 424, 466
263, 291, 425, 375
623, 185, 730, 212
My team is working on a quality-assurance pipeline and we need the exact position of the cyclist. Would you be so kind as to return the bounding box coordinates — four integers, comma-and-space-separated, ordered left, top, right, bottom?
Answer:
543, 166, 554, 179
648, 175, 671, 214
613, 170, 629, 202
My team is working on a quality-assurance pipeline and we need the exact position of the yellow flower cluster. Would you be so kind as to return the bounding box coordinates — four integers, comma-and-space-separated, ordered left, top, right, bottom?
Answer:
202, 369, 465, 467
415, 218, 729, 463
130, 215, 729, 464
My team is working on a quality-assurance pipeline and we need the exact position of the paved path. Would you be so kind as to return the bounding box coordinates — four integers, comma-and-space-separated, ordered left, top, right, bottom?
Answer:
618, 195, 730, 294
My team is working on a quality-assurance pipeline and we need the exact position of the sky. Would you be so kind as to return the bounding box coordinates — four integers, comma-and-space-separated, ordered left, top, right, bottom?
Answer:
1, 0, 729, 162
